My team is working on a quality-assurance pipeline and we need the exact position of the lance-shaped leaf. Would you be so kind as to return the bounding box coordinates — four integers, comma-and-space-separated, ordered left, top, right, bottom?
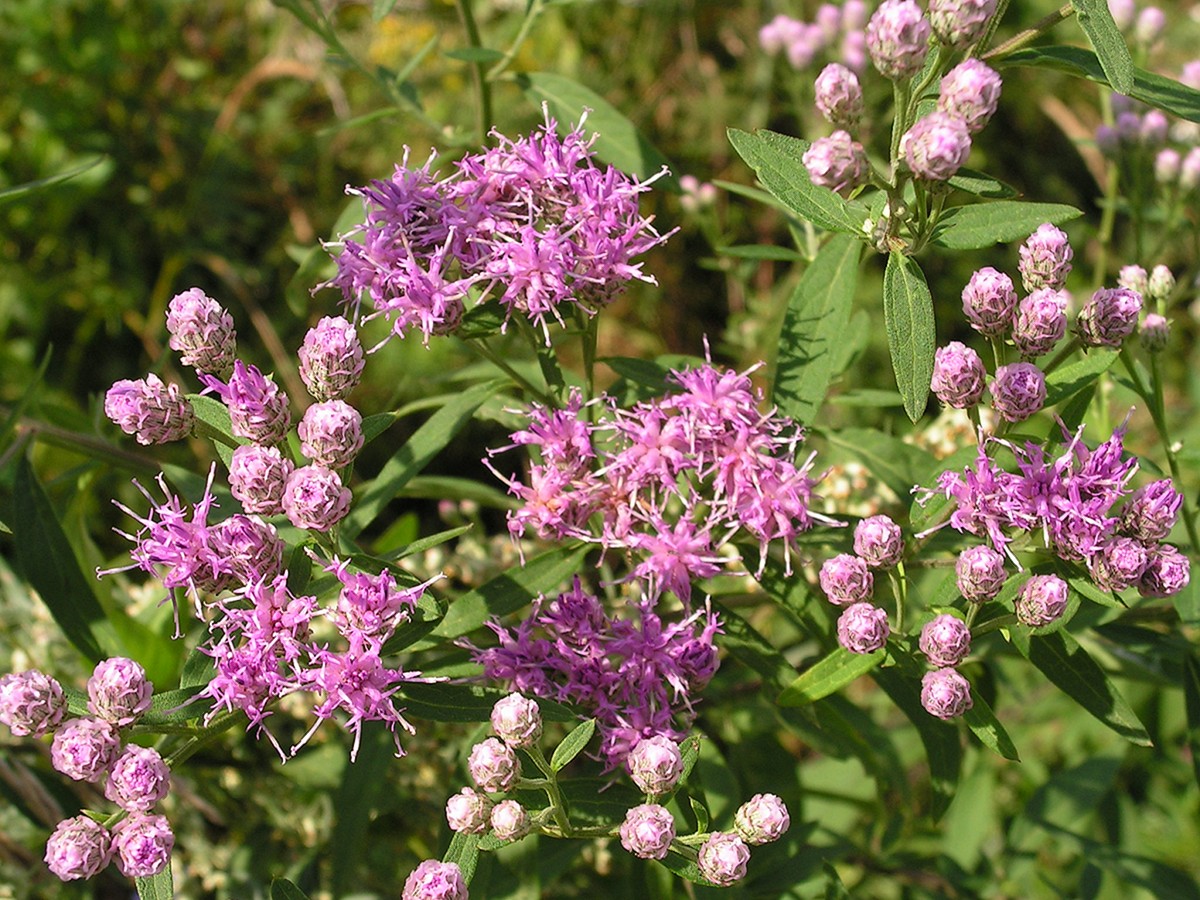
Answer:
1185, 654, 1200, 790
963, 691, 1020, 761
883, 252, 936, 422
269, 879, 312, 900
135, 869, 174, 900
931, 201, 1084, 249
1071, 0, 1135, 93
1043, 349, 1119, 407
778, 647, 886, 707
550, 718, 597, 772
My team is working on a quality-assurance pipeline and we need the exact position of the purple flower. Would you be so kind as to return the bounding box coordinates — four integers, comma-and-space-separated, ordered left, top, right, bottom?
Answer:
928, 0, 997, 47
104, 745, 171, 812
88, 657, 152, 727
446, 787, 492, 834
44, 815, 112, 881
903, 112, 972, 181
1018, 224, 1073, 292
1087, 536, 1149, 591
50, 717, 121, 782
468, 738, 521, 793
403, 860, 468, 900
697, 832, 751, 886
627, 734, 684, 795
837, 602, 890, 654
0, 669, 67, 737
1121, 479, 1182, 542
1140, 110, 1169, 147
166, 287, 236, 375
962, 267, 1018, 337
1138, 545, 1191, 597
921, 668, 973, 719
491, 694, 543, 748
298, 315, 364, 401
990, 362, 1046, 423
919, 614, 972, 667
1012, 288, 1068, 358
820, 554, 874, 605
931, 342, 986, 408
199, 360, 290, 445
111, 813, 173, 878
1139, 314, 1170, 352
802, 131, 870, 194
1077, 287, 1142, 348
298, 399, 364, 469
815, 63, 864, 129
282, 465, 351, 531
620, 804, 676, 860
228, 443, 294, 515
490, 799, 530, 841
866, 0, 931, 80
734, 793, 790, 844
330, 560, 428, 640
105, 375, 195, 445
209, 514, 285, 587
1016, 574, 1069, 627
854, 515, 904, 568
1155, 149, 1181, 184
955, 545, 1007, 602
937, 59, 1002, 133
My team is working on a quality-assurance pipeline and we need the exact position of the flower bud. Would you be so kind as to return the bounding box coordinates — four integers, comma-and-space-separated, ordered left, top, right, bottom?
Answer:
490, 799, 530, 841
1015, 574, 1069, 627
298, 400, 364, 469
990, 362, 1046, 423
446, 787, 492, 834
403, 861, 468, 900
228, 444, 294, 516
937, 59, 1002, 133
209, 514, 285, 586
920, 668, 973, 719
200, 361, 290, 445
837, 602, 890, 654
87, 657, 152, 727
105, 745, 171, 812
697, 832, 751, 886
299, 316, 365, 401
1019, 224, 1073, 292
1155, 148, 1181, 184
282, 465, 352, 532
1115, 111, 1142, 146
903, 112, 972, 181
734, 793, 790, 844
627, 735, 683, 795
931, 342, 986, 408
1121, 479, 1182, 541
802, 131, 870, 194
929, 0, 996, 47
815, 3, 842, 41
1182, 147, 1200, 191
0, 669, 67, 737
112, 813, 174, 878
1012, 288, 1068, 358
1139, 314, 1170, 352
619, 804, 676, 860
1087, 537, 1149, 592
1077, 287, 1142, 348
1095, 124, 1119, 158
1117, 265, 1148, 295
961, 267, 1018, 336
1108, 0, 1136, 31
840, 29, 868, 72
51, 717, 122, 782
866, 0, 931, 80
955, 545, 1007, 602
165, 288, 236, 376
919, 614, 972, 667
815, 64, 864, 130
105, 375, 195, 445
1140, 110, 1169, 147
1138, 545, 1190, 597
853, 515, 904, 568
1134, 6, 1166, 46
819, 554, 874, 605
44, 815, 112, 881
1147, 265, 1175, 303
491, 694, 543, 748
468, 738, 521, 793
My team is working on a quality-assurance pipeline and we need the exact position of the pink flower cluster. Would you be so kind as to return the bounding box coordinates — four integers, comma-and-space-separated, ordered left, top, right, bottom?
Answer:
759, 2, 870, 72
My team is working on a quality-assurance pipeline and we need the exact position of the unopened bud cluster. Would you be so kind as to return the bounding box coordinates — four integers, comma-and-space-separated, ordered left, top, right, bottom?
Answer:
819, 515, 904, 655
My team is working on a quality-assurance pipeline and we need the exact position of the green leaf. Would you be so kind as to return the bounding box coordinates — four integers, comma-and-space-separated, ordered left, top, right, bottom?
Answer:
518, 73, 675, 181
717, 243, 807, 260
946, 168, 1018, 199
269, 878, 312, 900
1001, 45, 1200, 123
456, 299, 507, 340
398, 682, 575, 723
444, 47, 505, 63
134, 868, 174, 900
187, 394, 241, 466
601, 356, 674, 393
883, 253, 936, 422
1071, 0, 1135, 93
1043, 349, 1119, 407
778, 647, 885, 707
0, 155, 108, 204
714, 602, 798, 689
371, 0, 399, 20
962, 691, 1020, 760
443, 832, 481, 883
387, 475, 517, 509
180, 646, 216, 690
360, 412, 399, 446
1009, 629, 1152, 745
726, 128, 870, 235
772, 234, 862, 423
331, 722, 395, 894
931, 201, 1084, 249
550, 718, 596, 771
1184, 654, 1200, 790
139, 687, 209, 725
12, 457, 106, 662
342, 379, 505, 538
828, 389, 904, 408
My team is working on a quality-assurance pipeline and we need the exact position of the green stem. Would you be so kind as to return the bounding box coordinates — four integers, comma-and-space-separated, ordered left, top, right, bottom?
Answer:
889, 81, 912, 184
527, 744, 572, 835
1040, 337, 1080, 376
1145, 352, 1200, 550
486, 0, 546, 81
455, 0, 494, 144
465, 338, 554, 405
164, 710, 243, 768
982, 2, 1073, 61
892, 562, 909, 634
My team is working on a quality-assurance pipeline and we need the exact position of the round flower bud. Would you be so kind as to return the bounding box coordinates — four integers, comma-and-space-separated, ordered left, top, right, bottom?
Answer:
0, 669, 67, 737
815, 64, 864, 129
446, 787, 492, 834
165, 287, 236, 376
104, 745, 171, 812
784, 23, 824, 70
1138, 545, 1191, 598
1139, 314, 1169, 352
209, 514, 284, 587
1015, 574, 1069, 627
200, 361, 290, 445
1155, 148, 1181, 184
815, 3, 842, 41
837, 602, 890, 654
920, 668, 973, 719
44, 815, 112, 881
468, 738, 521, 793
819, 554, 874, 605
931, 342, 986, 408
228, 443, 294, 515
853, 515, 904, 568
989, 362, 1046, 423
299, 316, 365, 402
87, 657, 152, 727
282, 465, 352, 532
1140, 110, 1169, 147
1182, 147, 1200, 192
919, 614, 972, 667
619, 804, 676, 860
956, 545, 1007, 602
299, 400, 364, 469
1077, 287, 1142, 348
1087, 537, 1149, 592
627, 735, 684, 795
697, 832, 751, 886
866, 0, 931, 80
491, 694, 542, 748
929, 0, 997, 47
403, 860, 468, 900
840, 29, 868, 72
1117, 265, 1148, 295
902, 112, 972, 181
1109, 0, 1136, 30
490, 799, 530, 841
1121, 479, 1183, 542
1012, 288, 1068, 358
734, 793, 790, 845
104, 375, 195, 445
112, 813, 173, 878
1018, 224, 1073, 293
802, 131, 870, 194
51, 717, 122, 782
961, 267, 1018, 337
1134, 6, 1166, 47
1147, 265, 1175, 303
937, 59, 1002, 133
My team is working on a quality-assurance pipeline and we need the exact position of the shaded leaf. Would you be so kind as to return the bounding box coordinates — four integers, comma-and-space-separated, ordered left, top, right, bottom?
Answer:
1071, 0, 1135, 93
331, 722, 394, 894
931, 201, 1083, 249
1043, 350, 1119, 408
444, 47, 505, 63
962, 691, 1020, 760
398, 682, 576, 723
718, 243, 807, 260
778, 647, 885, 707
269, 879, 312, 900
947, 168, 1018, 199
1185, 653, 1200, 790
819, 427, 933, 502
550, 718, 596, 771
0, 156, 108, 204
883, 252, 936, 422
